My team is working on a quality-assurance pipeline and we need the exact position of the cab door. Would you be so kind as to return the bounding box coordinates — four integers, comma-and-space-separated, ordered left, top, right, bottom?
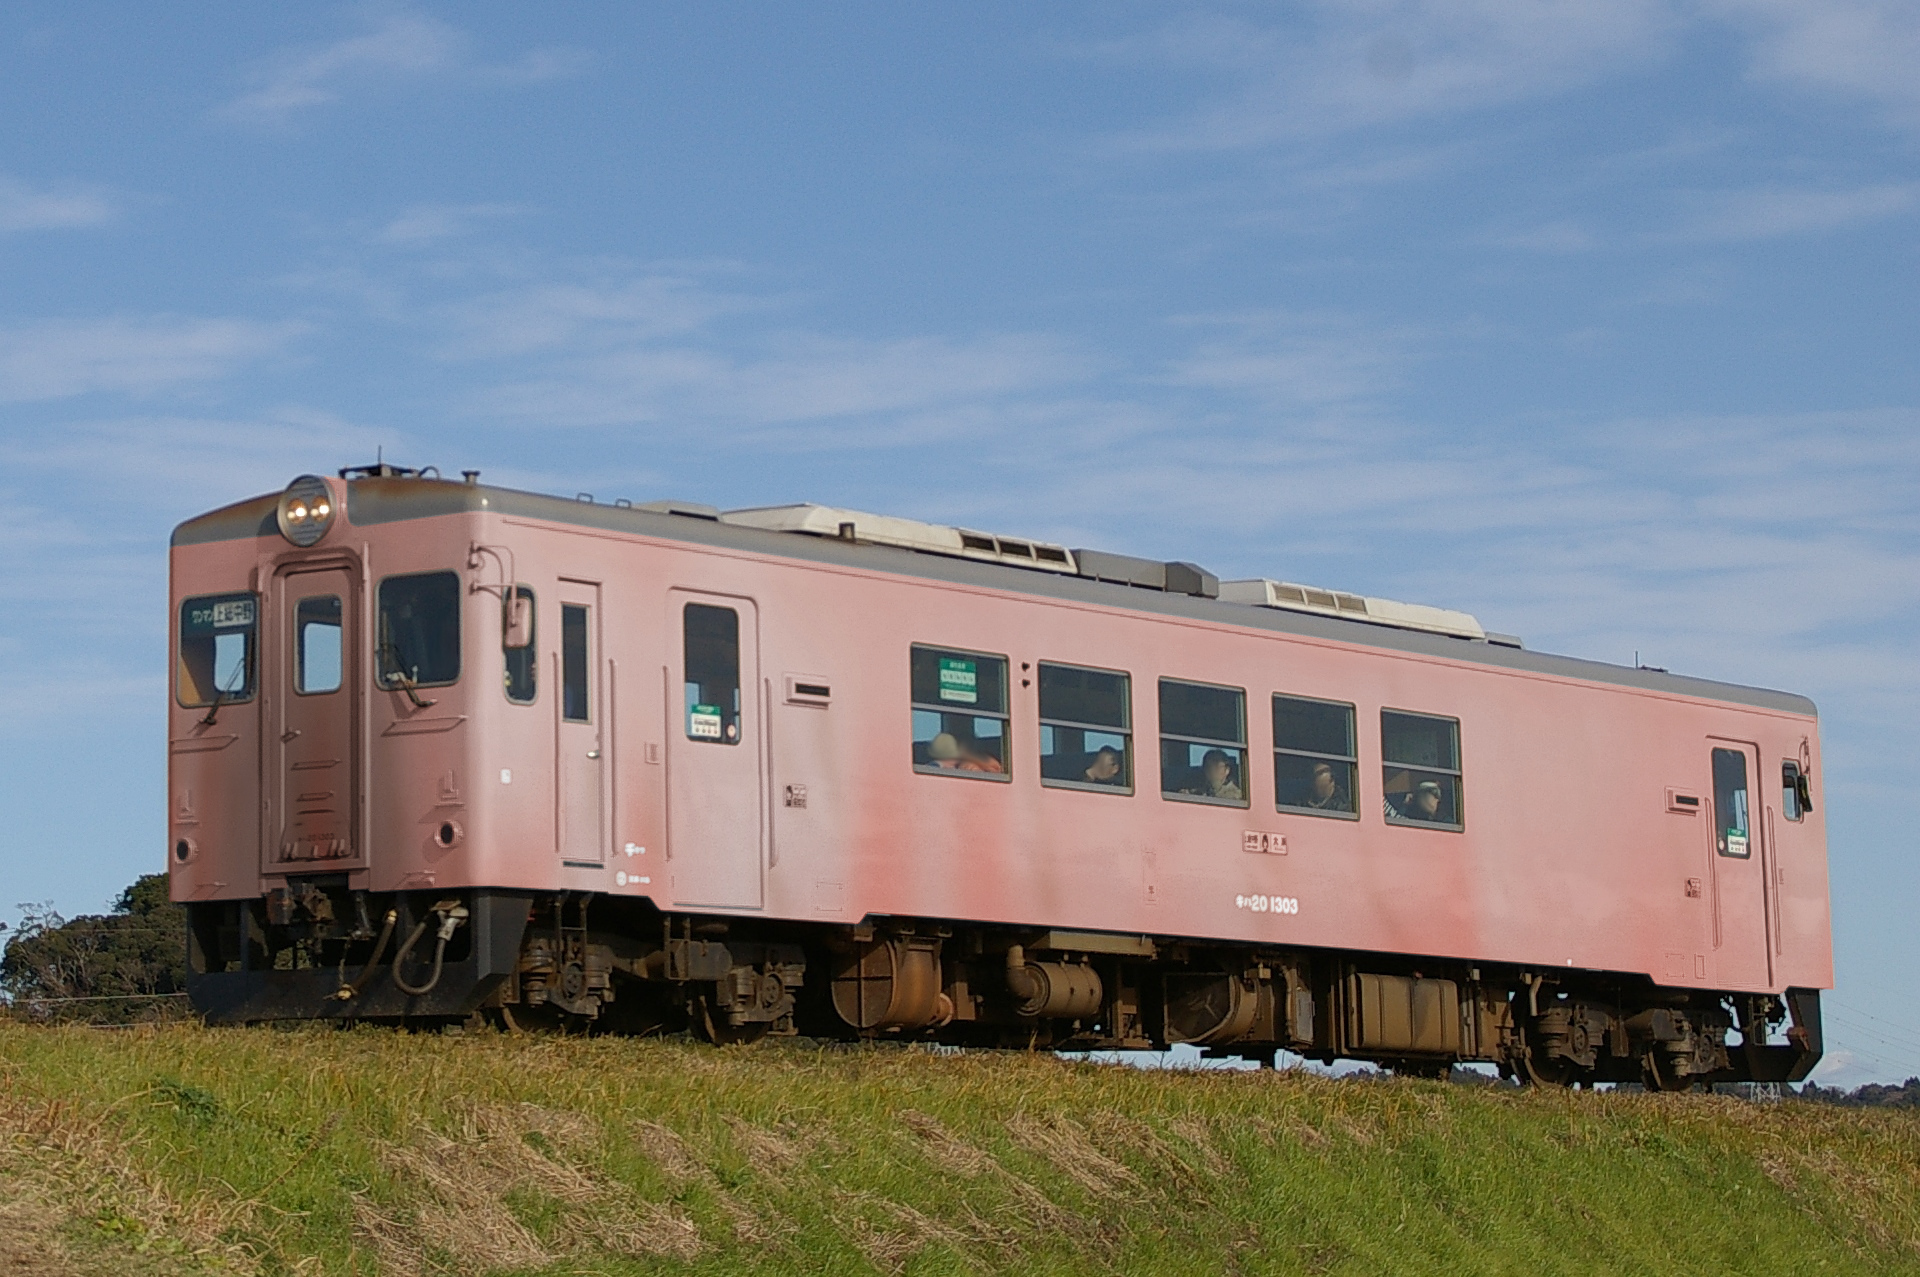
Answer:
268, 564, 359, 869
667, 590, 765, 909
556, 582, 606, 865
1708, 741, 1772, 989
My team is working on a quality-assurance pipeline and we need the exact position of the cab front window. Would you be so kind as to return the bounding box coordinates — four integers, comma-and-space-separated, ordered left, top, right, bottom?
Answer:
376, 571, 461, 689
177, 592, 257, 707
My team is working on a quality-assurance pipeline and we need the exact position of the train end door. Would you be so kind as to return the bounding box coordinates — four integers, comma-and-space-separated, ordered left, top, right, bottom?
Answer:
666, 590, 765, 909
1707, 740, 1773, 989
556, 582, 607, 865
266, 563, 361, 871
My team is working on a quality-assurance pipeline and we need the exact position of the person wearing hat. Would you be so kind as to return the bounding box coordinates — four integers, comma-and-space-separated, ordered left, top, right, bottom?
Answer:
1388, 778, 1445, 822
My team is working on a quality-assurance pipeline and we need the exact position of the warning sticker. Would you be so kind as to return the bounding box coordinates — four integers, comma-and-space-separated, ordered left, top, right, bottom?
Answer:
937, 657, 978, 704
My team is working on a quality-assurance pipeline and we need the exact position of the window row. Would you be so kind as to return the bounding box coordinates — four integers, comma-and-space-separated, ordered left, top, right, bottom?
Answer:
908, 644, 1466, 829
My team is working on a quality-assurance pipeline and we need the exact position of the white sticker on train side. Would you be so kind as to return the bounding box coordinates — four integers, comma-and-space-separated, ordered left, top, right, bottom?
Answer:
1235, 894, 1300, 915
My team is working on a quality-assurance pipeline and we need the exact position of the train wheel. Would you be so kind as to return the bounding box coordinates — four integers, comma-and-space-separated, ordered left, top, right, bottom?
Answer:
1642, 1049, 1692, 1092
694, 996, 770, 1046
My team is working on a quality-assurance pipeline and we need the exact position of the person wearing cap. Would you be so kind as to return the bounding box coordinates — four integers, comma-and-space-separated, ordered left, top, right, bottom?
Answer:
1389, 778, 1445, 822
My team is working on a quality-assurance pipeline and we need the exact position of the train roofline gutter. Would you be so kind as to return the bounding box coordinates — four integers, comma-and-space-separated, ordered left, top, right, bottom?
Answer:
171, 478, 1817, 719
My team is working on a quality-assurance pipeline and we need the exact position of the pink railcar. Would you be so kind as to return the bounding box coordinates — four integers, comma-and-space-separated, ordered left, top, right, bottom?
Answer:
168, 467, 1830, 1084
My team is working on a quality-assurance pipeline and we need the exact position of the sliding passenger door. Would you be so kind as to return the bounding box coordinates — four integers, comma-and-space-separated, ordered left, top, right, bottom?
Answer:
666, 590, 765, 909
1707, 740, 1772, 989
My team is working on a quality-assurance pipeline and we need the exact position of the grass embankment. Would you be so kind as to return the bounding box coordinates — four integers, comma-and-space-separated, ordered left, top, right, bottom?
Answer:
1, 1024, 1917, 1276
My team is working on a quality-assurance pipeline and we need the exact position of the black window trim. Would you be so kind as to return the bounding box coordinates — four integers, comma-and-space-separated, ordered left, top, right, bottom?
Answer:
174, 590, 260, 709
1272, 691, 1360, 822
910, 642, 1013, 783
374, 569, 463, 691
1038, 659, 1135, 797
292, 593, 345, 698
1159, 675, 1251, 809
1380, 705, 1464, 832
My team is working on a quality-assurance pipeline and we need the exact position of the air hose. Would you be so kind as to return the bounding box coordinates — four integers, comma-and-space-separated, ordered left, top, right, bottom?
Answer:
331, 909, 399, 1002
392, 900, 469, 996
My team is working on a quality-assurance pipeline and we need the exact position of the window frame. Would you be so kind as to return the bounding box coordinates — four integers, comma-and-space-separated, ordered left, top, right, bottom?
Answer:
1272, 692, 1360, 821
1380, 707, 1465, 831
1781, 760, 1806, 822
1037, 660, 1134, 796
293, 593, 344, 697
1158, 676, 1250, 809
374, 570, 463, 691
1713, 747, 1751, 857
175, 591, 259, 709
909, 643, 1013, 783
563, 601, 594, 725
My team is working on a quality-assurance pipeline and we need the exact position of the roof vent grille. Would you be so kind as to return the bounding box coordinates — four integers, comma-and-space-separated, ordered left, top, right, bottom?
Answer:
1219, 578, 1492, 642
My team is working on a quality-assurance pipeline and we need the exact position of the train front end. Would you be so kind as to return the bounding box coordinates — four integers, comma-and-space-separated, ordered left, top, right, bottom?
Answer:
168, 468, 529, 1022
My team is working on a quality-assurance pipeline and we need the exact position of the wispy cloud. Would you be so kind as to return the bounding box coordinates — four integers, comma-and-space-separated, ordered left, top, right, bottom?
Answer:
377, 202, 524, 245
1709, 0, 1920, 127
221, 13, 585, 124
0, 316, 300, 402
1676, 182, 1920, 241
0, 175, 115, 233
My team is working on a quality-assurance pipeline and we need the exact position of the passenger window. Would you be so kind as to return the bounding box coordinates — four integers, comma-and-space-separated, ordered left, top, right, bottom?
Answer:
504, 586, 536, 704
911, 645, 1010, 779
294, 595, 342, 694
1274, 695, 1357, 819
683, 603, 740, 743
1039, 663, 1131, 793
376, 571, 461, 689
1382, 710, 1462, 829
1713, 748, 1750, 856
563, 604, 592, 723
177, 592, 257, 708
1160, 679, 1248, 806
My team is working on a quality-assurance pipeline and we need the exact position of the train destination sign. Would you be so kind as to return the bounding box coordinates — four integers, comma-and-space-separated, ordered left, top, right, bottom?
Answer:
937, 657, 977, 704
182, 593, 256, 636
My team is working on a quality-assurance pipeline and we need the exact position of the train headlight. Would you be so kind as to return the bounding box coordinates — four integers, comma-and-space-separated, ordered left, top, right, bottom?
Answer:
277, 475, 336, 547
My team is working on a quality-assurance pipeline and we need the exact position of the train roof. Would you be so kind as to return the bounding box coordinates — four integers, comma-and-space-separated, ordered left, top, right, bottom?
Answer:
172, 471, 1816, 718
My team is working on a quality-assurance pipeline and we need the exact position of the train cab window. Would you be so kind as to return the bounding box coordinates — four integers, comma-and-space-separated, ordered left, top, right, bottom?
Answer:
1713, 748, 1751, 856
910, 645, 1010, 779
1160, 679, 1248, 807
1274, 695, 1358, 819
1039, 663, 1132, 793
1782, 760, 1810, 822
294, 595, 342, 694
1382, 710, 1463, 829
683, 603, 740, 743
376, 571, 461, 689
177, 592, 257, 708
504, 586, 537, 704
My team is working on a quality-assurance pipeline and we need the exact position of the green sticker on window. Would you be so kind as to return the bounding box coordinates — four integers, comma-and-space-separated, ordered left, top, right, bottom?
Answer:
689, 704, 724, 740
1725, 829, 1748, 857
938, 657, 978, 704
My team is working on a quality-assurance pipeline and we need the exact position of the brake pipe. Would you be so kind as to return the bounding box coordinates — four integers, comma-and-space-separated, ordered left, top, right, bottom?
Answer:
331, 910, 399, 1002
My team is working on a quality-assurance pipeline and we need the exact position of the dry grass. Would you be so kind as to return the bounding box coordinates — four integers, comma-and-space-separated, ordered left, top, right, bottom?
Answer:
1, 1022, 1918, 1275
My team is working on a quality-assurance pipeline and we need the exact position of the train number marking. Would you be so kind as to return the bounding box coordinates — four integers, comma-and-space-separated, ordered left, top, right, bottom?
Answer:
1236, 893, 1299, 915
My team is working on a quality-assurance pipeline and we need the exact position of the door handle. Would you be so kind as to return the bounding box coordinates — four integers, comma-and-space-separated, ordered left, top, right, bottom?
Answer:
587, 750, 601, 759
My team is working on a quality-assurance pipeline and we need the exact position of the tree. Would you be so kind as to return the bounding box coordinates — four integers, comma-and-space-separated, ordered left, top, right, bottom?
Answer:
1, 874, 188, 1021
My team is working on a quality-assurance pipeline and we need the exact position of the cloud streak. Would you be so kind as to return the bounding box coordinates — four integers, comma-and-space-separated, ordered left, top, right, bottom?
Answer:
0, 316, 300, 402
0, 175, 115, 233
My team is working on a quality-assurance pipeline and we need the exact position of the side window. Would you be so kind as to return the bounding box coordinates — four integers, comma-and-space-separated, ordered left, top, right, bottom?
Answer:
1382, 710, 1462, 829
295, 595, 343, 695
683, 603, 740, 743
376, 571, 461, 689
177, 592, 257, 707
1781, 761, 1805, 822
504, 586, 536, 704
1039, 663, 1132, 793
1713, 748, 1751, 856
911, 645, 1010, 779
1274, 695, 1357, 818
1160, 679, 1248, 807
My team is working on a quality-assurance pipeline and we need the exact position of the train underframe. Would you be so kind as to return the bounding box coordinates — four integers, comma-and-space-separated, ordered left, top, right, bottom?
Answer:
185, 882, 1823, 1090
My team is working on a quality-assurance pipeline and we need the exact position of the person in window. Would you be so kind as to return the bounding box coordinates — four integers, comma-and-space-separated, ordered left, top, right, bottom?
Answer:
1303, 761, 1348, 811
1389, 779, 1444, 822
1185, 748, 1242, 800
929, 731, 1005, 774
1082, 746, 1124, 786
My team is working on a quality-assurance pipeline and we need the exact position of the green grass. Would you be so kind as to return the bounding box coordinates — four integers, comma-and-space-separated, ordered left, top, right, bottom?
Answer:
2, 1022, 1917, 1275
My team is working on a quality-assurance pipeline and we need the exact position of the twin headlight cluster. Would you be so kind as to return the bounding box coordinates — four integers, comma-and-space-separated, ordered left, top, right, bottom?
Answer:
276, 474, 336, 547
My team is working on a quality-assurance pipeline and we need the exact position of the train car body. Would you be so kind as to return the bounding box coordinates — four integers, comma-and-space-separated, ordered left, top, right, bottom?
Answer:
168, 468, 1831, 1085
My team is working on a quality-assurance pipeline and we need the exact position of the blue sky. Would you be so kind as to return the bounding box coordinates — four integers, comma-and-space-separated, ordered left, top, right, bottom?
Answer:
1, 3, 1915, 1082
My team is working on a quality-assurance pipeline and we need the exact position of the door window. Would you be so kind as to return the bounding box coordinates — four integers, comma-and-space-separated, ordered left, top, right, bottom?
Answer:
177, 592, 257, 707
295, 595, 343, 694
683, 603, 740, 743
563, 603, 591, 723
1713, 748, 1751, 856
